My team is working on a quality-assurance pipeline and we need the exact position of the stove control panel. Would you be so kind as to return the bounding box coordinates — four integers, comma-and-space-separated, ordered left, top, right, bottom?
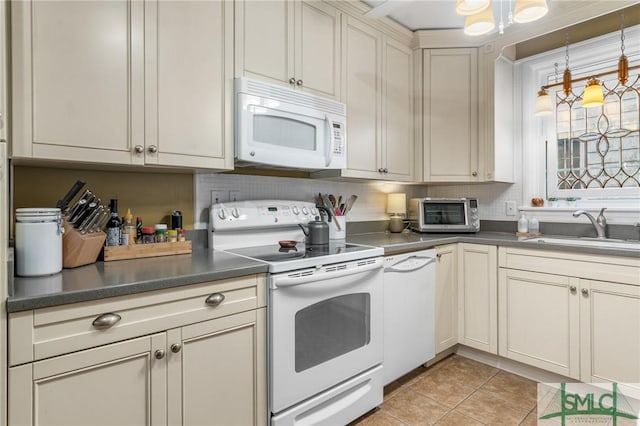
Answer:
211, 200, 318, 231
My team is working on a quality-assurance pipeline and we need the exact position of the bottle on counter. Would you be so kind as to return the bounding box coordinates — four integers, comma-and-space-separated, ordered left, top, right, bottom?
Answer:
105, 199, 122, 246
155, 224, 168, 243
122, 208, 135, 245
136, 216, 143, 244
517, 212, 528, 233
142, 226, 156, 244
528, 216, 540, 234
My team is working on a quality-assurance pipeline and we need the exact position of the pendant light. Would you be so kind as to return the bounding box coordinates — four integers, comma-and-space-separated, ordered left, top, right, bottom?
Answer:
535, 88, 553, 116
513, 0, 548, 23
464, 3, 495, 36
582, 78, 604, 108
618, 12, 628, 85
456, 0, 490, 16
562, 34, 572, 96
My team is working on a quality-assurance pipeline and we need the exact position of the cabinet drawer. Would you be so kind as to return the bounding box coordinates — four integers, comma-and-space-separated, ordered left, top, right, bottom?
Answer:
9, 274, 266, 365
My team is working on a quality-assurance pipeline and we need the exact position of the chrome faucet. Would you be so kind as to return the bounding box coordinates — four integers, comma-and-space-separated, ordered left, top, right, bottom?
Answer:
573, 208, 608, 239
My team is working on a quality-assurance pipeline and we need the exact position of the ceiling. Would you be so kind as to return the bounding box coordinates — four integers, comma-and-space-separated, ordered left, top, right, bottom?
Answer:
360, 1, 614, 32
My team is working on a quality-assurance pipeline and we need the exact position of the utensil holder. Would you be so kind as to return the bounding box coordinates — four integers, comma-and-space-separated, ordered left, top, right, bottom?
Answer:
329, 215, 346, 240
62, 222, 106, 268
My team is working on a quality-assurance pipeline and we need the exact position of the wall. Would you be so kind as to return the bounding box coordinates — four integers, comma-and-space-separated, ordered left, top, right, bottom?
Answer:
13, 166, 194, 229
193, 173, 428, 229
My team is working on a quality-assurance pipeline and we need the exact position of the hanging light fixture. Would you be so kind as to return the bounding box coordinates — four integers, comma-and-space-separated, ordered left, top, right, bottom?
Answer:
582, 78, 605, 108
535, 87, 553, 116
618, 12, 628, 85
513, 0, 548, 23
456, 0, 490, 16
464, 3, 495, 36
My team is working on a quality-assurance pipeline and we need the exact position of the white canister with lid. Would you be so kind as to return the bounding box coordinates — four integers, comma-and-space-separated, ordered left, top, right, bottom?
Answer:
15, 208, 64, 276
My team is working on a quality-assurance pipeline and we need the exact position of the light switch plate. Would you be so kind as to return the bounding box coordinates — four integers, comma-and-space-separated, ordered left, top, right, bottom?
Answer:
505, 201, 517, 216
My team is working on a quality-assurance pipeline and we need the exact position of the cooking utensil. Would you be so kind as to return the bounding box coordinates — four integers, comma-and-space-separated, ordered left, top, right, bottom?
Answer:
56, 180, 86, 211
328, 194, 337, 208
321, 195, 341, 231
298, 206, 332, 245
344, 194, 358, 215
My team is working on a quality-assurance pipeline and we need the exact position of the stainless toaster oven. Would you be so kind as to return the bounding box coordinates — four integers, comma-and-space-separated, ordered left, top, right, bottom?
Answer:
409, 198, 479, 233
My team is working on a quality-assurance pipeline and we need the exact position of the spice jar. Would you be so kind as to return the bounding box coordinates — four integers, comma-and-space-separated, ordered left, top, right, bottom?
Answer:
167, 229, 178, 243
177, 229, 186, 242
155, 224, 168, 243
142, 226, 156, 244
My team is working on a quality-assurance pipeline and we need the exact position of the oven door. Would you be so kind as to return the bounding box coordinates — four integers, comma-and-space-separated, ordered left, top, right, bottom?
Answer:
236, 93, 346, 170
269, 257, 383, 414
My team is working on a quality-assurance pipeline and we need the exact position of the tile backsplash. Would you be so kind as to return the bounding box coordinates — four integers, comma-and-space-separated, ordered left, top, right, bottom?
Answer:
193, 173, 428, 229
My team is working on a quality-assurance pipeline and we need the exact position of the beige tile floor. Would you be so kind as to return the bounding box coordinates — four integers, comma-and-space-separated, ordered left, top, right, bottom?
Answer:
351, 355, 539, 426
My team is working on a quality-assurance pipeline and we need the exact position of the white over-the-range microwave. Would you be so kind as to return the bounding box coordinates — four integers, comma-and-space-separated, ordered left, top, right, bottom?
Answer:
235, 77, 347, 170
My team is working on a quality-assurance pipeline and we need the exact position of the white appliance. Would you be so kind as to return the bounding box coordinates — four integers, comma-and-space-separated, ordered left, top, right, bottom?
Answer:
235, 77, 347, 170
0, 141, 7, 426
383, 249, 436, 385
210, 200, 384, 426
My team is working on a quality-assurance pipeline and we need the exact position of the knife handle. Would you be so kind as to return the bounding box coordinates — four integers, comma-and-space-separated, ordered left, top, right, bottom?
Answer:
56, 180, 86, 210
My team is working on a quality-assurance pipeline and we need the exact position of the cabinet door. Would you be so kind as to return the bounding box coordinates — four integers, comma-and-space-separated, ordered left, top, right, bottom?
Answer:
423, 48, 478, 182
0, 0, 7, 142
145, 0, 233, 170
382, 37, 413, 181
294, 1, 341, 99
8, 334, 167, 426
235, 0, 294, 87
435, 244, 458, 353
341, 16, 382, 179
168, 309, 267, 426
498, 268, 580, 379
580, 280, 640, 388
458, 244, 497, 354
11, 0, 144, 165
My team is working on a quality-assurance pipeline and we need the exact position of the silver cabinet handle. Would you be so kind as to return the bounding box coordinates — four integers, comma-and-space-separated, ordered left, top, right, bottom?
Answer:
92, 313, 122, 329
383, 168, 389, 173
154, 349, 165, 359
472, 171, 478, 177
569, 285, 577, 293
378, 168, 383, 173
289, 77, 296, 85
134, 145, 144, 154
581, 288, 589, 296
205, 293, 225, 306
296, 79, 303, 86
171, 343, 182, 353
148, 145, 158, 154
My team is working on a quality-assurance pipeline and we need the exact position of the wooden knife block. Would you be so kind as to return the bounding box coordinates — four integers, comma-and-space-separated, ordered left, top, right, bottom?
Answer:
62, 221, 106, 268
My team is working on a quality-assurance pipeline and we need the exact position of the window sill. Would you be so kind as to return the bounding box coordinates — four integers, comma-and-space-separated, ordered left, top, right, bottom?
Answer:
519, 206, 640, 225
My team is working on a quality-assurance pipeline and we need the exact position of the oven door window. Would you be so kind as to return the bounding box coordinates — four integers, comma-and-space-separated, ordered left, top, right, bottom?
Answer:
295, 293, 370, 373
253, 114, 317, 151
424, 203, 466, 225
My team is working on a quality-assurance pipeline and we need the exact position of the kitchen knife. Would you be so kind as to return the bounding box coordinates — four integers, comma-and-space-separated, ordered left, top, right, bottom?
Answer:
69, 194, 96, 224
56, 180, 86, 211
72, 198, 100, 228
80, 206, 103, 234
92, 208, 111, 233
66, 190, 92, 220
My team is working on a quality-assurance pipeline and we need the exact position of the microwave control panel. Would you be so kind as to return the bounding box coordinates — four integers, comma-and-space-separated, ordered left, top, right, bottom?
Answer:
332, 122, 345, 156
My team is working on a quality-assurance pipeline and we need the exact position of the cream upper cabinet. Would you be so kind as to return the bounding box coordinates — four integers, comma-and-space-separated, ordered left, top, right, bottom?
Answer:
580, 280, 640, 388
9, 334, 168, 426
458, 243, 497, 354
0, 0, 7, 142
11, 0, 144, 164
420, 48, 479, 182
144, 0, 234, 170
235, 0, 341, 100
435, 244, 458, 353
498, 268, 580, 378
12, 0, 234, 170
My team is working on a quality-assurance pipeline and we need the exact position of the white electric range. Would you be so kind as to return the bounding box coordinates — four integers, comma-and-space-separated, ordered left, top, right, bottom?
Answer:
210, 200, 384, 426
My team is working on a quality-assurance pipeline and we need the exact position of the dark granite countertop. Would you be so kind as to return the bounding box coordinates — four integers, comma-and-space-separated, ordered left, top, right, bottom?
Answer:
7, 249, 268, 313
7, 231, 638, 313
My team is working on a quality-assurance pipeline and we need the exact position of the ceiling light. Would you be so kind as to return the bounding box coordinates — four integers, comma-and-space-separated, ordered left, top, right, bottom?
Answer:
464, 5, 495, 36
534, 88, 553, 116
455, 0, 490, 16
582, 78, 604, 109
513, 0, 548, 23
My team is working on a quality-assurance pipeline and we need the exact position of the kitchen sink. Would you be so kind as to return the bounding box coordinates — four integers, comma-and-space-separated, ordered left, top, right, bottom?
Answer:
523, 237, 640, 251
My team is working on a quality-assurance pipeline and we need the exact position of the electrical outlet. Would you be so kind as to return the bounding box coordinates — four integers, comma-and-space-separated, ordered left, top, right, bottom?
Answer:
211, 190, 226, 205
505, 201, 517, 216
229, 190, 241, 202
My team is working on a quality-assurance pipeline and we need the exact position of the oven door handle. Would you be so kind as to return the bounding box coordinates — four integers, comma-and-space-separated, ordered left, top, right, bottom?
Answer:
384, 256, 435, 273
272, 260, 382, 288
324, 115, 333, 167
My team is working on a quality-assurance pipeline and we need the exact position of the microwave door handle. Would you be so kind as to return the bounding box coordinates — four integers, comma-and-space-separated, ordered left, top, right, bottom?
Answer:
324, 115, 333, 167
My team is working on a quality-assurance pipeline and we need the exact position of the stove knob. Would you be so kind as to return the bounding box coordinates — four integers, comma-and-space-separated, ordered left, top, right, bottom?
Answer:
311, 207, 318, 216
232, 208, 240, 218
292, 206, 300, 215
218, 209, 227, 220
301, 207, 309, 215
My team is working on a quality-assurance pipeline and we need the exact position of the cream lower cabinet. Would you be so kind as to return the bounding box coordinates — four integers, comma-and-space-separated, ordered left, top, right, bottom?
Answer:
12, 0, 233, 170
457, 243, 497, 354
499, 247, 640, 386
8, 275, 267, 426
435, 244, 458, 353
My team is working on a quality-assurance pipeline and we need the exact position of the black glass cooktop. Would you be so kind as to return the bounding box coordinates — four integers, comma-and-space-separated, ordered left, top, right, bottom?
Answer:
226, 242, 372, 263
